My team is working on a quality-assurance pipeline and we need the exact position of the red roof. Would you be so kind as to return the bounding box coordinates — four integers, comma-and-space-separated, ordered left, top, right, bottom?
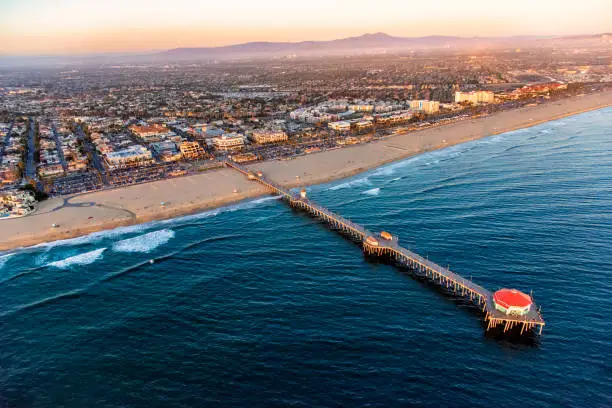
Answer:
493, 288, 532, 309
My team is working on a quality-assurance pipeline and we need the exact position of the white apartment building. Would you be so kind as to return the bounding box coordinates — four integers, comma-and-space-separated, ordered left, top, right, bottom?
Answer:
105, 145, 154, 169
211, 133, 245, 150
328, 121, 351, 131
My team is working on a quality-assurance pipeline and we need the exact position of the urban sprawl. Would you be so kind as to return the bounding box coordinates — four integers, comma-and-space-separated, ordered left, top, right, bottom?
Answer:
1, 43, 611, 218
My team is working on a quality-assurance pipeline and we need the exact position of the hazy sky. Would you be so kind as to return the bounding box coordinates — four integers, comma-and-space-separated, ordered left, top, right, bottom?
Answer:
1, 0, 611, 55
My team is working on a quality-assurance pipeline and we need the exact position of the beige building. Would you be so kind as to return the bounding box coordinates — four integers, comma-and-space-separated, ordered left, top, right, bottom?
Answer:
353, 119, 373, 130
455, 91, 495, 104
179, 141, 206, 159
129, 124, 173, 142
249, 130, 288, 144
348, 104, 374, 113
409, 100, 440, 114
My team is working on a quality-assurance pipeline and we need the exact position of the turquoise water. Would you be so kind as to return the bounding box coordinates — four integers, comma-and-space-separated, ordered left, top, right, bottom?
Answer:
1, 108, 611, 407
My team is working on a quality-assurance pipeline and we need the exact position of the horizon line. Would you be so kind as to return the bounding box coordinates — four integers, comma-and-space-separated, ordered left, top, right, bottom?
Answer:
1, 31, 609, 59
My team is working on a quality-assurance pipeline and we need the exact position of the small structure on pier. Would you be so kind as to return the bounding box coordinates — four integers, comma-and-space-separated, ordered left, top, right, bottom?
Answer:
365, 236, 379, 246
380, 231, 393, 241
493, 289, 532, 316
363, 231, 399, 256
300, 188, 307, 199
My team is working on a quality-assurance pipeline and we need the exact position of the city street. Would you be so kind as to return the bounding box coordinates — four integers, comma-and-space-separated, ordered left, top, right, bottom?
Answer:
24, 118, 37, 181
75, 124, 109, 185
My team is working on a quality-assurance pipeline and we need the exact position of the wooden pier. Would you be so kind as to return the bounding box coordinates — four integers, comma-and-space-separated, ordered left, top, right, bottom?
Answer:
226, 161, 545, 336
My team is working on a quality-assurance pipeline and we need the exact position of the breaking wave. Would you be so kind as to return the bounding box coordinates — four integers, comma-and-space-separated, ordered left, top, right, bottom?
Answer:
0, 253, 14, 269
34, 223, 153, 251
22, 195, 281, 253
113, 229, 175, 253
158, 195, 281, 226
248, 196, 281, 206
362, 188, 381, 196
48, 248, 106, 269
328, 177, 371, 191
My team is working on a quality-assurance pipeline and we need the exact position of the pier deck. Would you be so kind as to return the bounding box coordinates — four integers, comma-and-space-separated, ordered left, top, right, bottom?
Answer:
226, 161, 545, 335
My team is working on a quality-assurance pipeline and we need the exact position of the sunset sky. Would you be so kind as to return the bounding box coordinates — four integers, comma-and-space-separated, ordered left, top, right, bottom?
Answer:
1, 0, 611, 55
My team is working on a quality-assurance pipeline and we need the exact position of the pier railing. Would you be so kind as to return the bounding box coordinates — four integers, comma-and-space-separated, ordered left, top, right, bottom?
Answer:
225, 161, 545, 335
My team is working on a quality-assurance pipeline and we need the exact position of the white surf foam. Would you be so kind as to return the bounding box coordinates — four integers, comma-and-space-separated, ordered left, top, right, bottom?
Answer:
249, 196, 281, 206
48, 248, 106, 269
362, 188, 381, 196
228, 195, 280, 212
0, 253, 15, 269
29, 195, 282, 252
371, 156, 421, 177
113, 229, 175, 253
328, 177, 371, 191
34, 223, 152, 251
158, 195, 281, 226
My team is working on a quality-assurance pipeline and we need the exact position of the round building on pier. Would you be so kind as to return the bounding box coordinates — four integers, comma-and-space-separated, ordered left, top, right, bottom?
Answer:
493, 288, 532, 315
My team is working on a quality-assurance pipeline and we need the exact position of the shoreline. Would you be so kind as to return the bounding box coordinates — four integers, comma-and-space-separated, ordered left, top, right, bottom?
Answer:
1, 92, 611, 252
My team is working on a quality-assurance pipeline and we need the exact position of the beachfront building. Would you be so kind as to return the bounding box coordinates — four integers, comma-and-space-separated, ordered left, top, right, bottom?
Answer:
328, 121, 351, 132
211, 133, 245, 151
150, 141, 182, 162
375, 111, 413, 126
409, 100, 440, 114
0, 189, 36, 217
348, 104, 374, 113
249, 130, 288, 144
104, 145, 154, 169
353, 119, 373, 131
492, 288, 533, 316
179, 141, 206, 160
229, 152, 258, 163
129, 124, 174, 143
290, 108, 338, 124
455, 91, 495, 104
502, 82, 568, 100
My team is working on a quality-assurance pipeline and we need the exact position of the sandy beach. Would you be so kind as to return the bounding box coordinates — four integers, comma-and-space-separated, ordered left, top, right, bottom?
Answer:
1, 91, 611, 251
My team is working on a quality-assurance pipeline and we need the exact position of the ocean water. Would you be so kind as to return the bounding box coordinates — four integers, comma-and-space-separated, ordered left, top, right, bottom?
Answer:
1, 108, 611, 407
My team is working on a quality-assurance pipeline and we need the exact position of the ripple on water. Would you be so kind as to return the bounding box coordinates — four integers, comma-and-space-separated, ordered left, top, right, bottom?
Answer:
0, 107, 611, 407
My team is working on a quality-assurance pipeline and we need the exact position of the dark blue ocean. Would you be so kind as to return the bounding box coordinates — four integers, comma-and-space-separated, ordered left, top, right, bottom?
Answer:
1, 108, 611, 407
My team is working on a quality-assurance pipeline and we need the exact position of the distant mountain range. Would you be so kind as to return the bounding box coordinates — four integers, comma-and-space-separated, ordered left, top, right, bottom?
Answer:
1, 32, 611, 67
157, 32, 612, 61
